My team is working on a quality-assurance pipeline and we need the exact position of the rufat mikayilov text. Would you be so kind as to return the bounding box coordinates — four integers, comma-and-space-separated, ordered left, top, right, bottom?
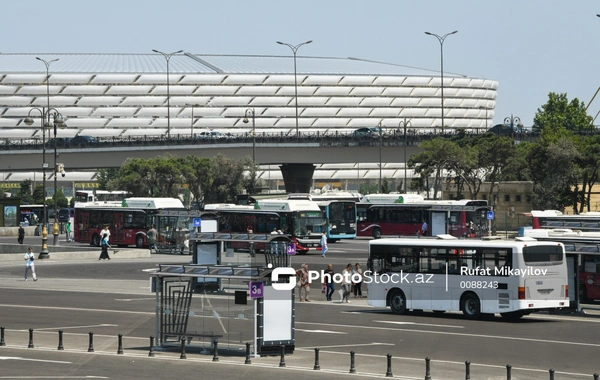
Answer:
461, 266, 548, 277
306, 270, 435, 285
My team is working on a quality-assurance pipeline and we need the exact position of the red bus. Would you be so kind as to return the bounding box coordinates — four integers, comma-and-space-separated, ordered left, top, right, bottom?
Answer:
74, 197, 190, 247
357, 195, 490, 239
530, 210, 600, 231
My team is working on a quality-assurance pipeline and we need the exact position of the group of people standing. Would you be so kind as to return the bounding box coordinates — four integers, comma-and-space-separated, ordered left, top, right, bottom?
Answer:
296, 262, 364, 303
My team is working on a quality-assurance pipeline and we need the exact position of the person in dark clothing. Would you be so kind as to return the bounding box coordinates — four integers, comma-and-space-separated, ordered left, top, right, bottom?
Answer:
18, 224, 25, 244
99, 233, 111, 260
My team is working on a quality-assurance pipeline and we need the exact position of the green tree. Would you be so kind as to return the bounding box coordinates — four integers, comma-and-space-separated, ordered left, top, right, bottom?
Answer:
96, 168, 120, 190
205, 154, 248, 203
409, 138, 454, 199
18, 180, 34, 204
573, 135, 600, 213
533, 92, 593, 134
179, 155, 212, 208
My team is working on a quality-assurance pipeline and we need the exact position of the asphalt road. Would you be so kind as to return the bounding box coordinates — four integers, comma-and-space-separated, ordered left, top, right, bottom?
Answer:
0, 239, 599, 379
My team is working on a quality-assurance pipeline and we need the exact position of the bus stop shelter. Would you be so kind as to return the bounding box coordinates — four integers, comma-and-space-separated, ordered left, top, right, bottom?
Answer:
151, 234, 296, 356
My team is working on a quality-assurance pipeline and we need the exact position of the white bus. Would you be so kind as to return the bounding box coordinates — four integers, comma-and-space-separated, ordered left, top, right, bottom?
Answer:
74, 190, 130, 205
367, 236, 569, 320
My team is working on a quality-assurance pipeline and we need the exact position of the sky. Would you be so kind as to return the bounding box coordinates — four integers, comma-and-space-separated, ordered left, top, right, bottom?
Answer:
1, 0, 599, 127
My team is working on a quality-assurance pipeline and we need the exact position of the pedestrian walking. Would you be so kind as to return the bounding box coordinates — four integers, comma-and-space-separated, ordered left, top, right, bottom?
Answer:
340, 263, 352, 303
102, 225, 111, 243
99, 233, 111, 260
18, 223, 25, 244
147, 224, 158, 253
323, 263, 335, 301
320, 231, 328, 258
421, 218, 428, 237
296, 263, 311, 302
65, 221, 72, 242
353, 263, 363, 298
24, 247, 38, 281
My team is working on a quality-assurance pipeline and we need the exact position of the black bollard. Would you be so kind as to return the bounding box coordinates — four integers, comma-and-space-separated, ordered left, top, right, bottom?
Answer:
549, 369, 555, 380
0, 326, 5, 346
314, 348, 321, 370
28, 328, 34, 348
212, 339, 219, 362
465, 361, 470, 380
58, 330, 64, 350
425, 357, 432, 380
88, 332, 94, 352
350, 350, 356, 374
279, 345, 286, 367
245, 342, 252, 364
594, 373, 599, 380
117, 334, 124, 354
386, 353, 393, 377
148, 336, 155, 357
180, 338, 187, 359
507, 364, 512, 380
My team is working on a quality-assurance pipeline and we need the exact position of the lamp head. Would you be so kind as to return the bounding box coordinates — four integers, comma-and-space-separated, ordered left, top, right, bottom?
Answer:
24, 117, 34, 126
243, 117, 249, 124
424, 32, 433, 36
152, 49, 159, 53
450, 30, 458, 35
305, 40, 313, 44
175, 50, 183, 54
276, 41, 284, 45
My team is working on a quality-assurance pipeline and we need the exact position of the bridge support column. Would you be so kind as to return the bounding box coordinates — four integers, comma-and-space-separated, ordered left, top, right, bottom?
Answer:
279, 164, 315, 193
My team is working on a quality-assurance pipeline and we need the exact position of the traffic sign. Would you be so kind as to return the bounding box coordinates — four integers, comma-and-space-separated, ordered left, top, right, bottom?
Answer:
487, 211, 495, 220
193, 218, 202, 227
249, 281, 264, 298
286, 243, 296, 255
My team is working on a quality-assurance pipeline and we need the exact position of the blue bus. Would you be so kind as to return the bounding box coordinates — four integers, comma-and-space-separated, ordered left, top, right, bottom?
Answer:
318, 200, 357, 242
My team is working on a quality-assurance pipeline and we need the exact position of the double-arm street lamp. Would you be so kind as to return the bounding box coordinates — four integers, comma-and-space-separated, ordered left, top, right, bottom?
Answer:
152, 49, 183, 139
24, 57, 67, 257
425, 30, 458, 135
276, 40, 313, 138
243, 108, 256, 163
504, 114, 523, 135
398, 118, 412, 194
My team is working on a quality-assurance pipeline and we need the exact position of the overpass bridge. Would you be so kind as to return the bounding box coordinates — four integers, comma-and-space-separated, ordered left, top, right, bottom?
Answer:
0, 134, 425, 192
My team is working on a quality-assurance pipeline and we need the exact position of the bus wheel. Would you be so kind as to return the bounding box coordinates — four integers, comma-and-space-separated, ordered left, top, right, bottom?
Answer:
135, 235, 144, 248
389, 289, 407, 314
500, 311, 526, 321
579, 283, 588, 302
372, 228, 382, 239
91, 234, 100, 247
461, 293, 481, 319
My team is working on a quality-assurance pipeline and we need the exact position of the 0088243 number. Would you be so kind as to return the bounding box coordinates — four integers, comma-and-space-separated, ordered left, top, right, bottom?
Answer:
460, 280, 498, 289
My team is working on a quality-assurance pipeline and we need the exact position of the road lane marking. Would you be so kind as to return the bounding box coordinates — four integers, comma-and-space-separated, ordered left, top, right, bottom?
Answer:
32, 324, 118, 331
0, 356, 71, 364
297, 342, 394, 349
295, 329, 347, 334
115, 298, 154, 301
297, 321, 600, 347
0, 304, 153, 315
374, 320, 464, 329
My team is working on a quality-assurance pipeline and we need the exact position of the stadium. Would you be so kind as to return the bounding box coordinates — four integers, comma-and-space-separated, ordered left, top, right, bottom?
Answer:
0, 52, 498, 194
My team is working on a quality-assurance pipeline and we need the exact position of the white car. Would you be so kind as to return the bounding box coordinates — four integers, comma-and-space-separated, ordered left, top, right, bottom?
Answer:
195, 131, 224, 139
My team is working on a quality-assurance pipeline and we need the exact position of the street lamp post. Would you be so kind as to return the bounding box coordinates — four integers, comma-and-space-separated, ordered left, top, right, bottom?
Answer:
243, 108, 256, 163
425, 30, 458, 135
504, 114, 523, 136
24, 106, 66, 258
152, 49, 183, 139
276, 40, 313, 138
479, 106, 489, 133
398, 118, 412, 194
186, 103, 199, 138
378, 122, 387, 194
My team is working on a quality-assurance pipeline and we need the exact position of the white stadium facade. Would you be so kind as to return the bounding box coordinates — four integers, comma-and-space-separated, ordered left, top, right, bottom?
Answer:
0, 52, 497, 196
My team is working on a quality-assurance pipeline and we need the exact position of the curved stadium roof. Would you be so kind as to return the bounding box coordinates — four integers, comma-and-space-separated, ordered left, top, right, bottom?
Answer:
0, 53, 498, 139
